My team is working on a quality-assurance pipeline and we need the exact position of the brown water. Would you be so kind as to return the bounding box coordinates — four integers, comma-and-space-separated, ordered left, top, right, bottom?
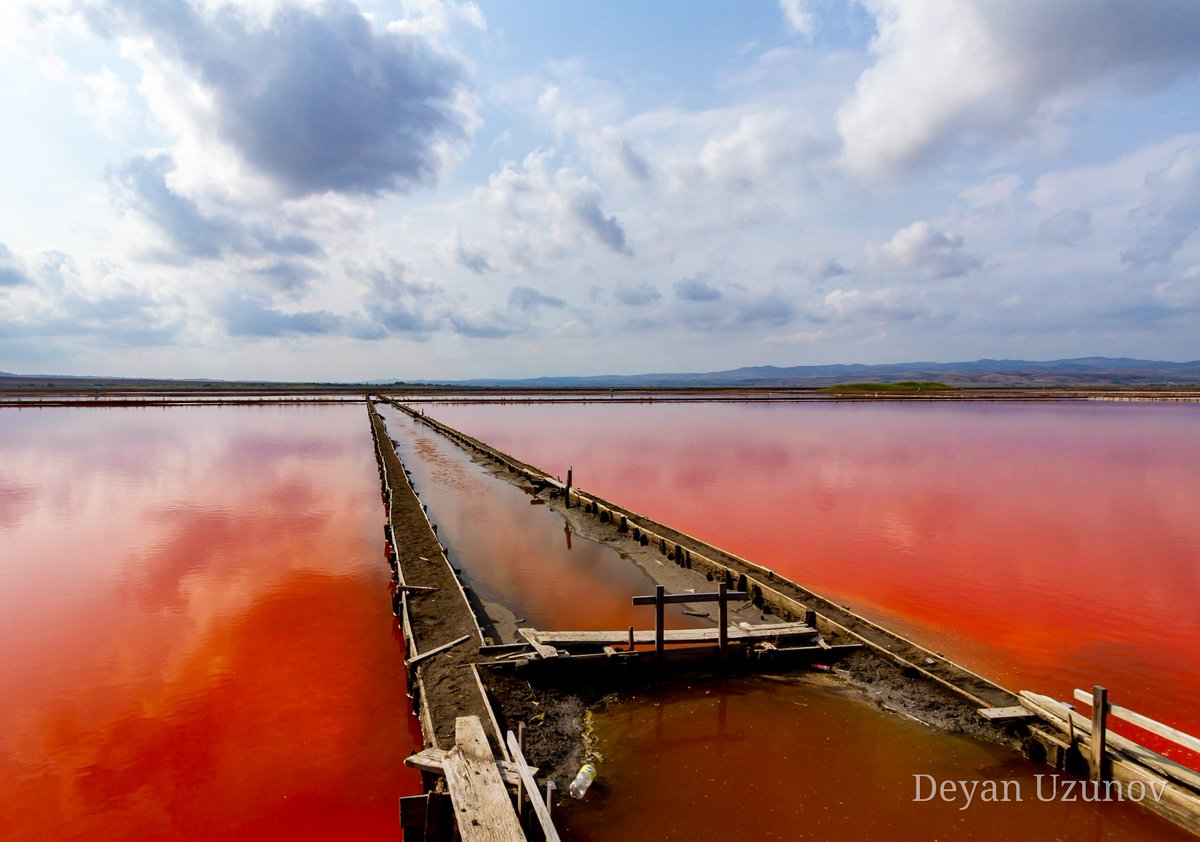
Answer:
422, 401, 1200, 760
0, 405, 420, 841
378, 406, 705, 633
559, 676, 1192, 842
378, 405, 1193, 841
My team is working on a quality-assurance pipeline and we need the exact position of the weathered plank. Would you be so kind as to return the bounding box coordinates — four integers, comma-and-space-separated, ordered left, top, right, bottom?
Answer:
404, 747, 537, 787
1073, 688, 1200, 756
507, 730, 562, 842
978, 705, 1037, 723
517, 628, 563, 659
441, 717, 524, 842
528, 624, 817, 647
406, 634, 471, 668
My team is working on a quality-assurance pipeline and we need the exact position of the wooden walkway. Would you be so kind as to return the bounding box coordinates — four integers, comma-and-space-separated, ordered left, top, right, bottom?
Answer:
520, 622, 819, 650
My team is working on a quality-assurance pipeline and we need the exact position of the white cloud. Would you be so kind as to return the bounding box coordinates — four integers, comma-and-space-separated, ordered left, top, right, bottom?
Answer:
837, 0, 1200, 179
779, 0, 814, 39
871, 220, 983, 279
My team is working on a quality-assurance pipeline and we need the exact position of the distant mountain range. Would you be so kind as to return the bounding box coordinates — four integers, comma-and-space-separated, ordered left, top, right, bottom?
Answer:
5, 357, 1200, 389
417, 357, 1200, 388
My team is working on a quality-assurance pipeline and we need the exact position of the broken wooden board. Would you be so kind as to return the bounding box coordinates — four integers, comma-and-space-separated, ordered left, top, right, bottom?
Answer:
441, 717, 524, 842
404, 747, 536, 788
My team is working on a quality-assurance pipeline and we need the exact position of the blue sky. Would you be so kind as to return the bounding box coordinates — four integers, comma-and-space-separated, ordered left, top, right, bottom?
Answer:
1, 0, 1198, 380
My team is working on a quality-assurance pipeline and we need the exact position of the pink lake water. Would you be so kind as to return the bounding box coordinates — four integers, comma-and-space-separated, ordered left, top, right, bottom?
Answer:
422, 401, 1200, 759
0, 405, 421, 841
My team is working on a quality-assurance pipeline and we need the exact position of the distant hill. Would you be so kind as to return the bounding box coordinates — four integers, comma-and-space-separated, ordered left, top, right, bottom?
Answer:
424, 357, 1200, 388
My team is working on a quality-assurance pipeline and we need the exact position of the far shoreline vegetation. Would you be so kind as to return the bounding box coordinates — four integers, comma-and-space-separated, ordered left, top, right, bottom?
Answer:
818, 381, 959, 393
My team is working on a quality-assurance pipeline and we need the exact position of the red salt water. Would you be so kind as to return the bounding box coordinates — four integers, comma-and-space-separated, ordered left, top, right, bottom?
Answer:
423, 400, 1200, 759
0, 405, 420, 841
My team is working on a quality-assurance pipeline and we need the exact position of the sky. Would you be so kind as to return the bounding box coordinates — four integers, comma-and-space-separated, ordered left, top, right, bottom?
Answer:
0, 0, 1198, 381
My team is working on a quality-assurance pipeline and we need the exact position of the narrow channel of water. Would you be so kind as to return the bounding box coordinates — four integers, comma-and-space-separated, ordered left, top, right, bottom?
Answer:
378, 405, 705, 632
0, 406, 420, 841
379, 405, 1192, 841
423, 401, 1200, 758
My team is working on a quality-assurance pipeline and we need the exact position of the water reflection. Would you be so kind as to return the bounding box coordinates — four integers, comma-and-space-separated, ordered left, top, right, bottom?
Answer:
0, 406, 420, 841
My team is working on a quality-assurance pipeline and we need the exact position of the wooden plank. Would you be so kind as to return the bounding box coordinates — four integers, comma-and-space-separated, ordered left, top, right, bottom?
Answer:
518, 628, 561, 659
529, 624, 817, 647
1019, 692, 1200, 792
632, 591, 748, 605
1073, 688, 1200, 756
441, 717, 525, 842
478, 642, 533, 655
978, 706, 1038, 723
471, 664, 510, 761
406, 634, 471, 668
506, 730, 562, 842
404, 747, 537, 787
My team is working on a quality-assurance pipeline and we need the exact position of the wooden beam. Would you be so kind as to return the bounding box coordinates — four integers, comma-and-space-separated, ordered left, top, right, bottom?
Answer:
977, 706, 1038, 724
1073, 688, 1200, 756
442, 717, 525, 842
406, 634, 470, 668
525, 624, 818, 647
518, 628, 561, 659
403, 747, 537, 787
632, 590, 748, 606
506, 730, 562, 842
654, 585, 665, 664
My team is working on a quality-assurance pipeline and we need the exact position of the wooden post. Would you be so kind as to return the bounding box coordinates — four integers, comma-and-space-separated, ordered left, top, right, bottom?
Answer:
545, 780, 556, 819
804, 609, 816, 628
1091, 685, 1108, 782
718, 582, 728, 662
565, 467, 572, 508
654, 585, 665, 664
627, 625, 635, 652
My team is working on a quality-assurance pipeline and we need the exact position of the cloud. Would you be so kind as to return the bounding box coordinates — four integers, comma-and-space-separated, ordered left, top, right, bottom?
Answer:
0, 244, 32, 287
570, 190, 630, 254
1038, 207, 1093, 246
90, 0, 473, 196
447, 311, 519, 339
358, 261, 441, 335
508, 285, 566, 313
779, 0, 814, 38
872, 221, 983, 279
109, 153, 324, 269
448, 230, 492, 273
215, 292, 342, 337
837, 1, 1200, 178
674, 277, 722, 301
815, 287, 923, 323
613, 280, 661, 306
109, 154, 237, 259
736, 291, 795, 326
473, 149, 632, 264
1122, 144, 1200, 268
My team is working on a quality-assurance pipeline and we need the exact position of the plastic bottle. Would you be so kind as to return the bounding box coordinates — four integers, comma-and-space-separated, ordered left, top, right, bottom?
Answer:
568, 763, 597, 799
